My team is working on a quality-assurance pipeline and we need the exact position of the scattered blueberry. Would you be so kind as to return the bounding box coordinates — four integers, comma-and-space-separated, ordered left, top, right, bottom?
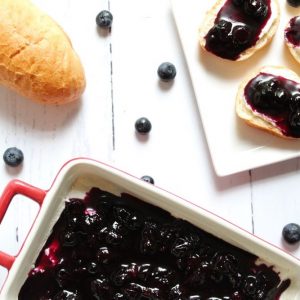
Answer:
3, 147, 24, 167
287, 0, 300, 7
135, 117, 152, 134
157, 62, 176, 81
96, 10, 113, 28
282, 223, 300, 244
141, 175, 154, 184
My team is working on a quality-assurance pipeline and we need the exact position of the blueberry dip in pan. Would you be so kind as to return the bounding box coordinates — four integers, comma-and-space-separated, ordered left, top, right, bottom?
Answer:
19, 187, 290, 299
199, 0, 280, 61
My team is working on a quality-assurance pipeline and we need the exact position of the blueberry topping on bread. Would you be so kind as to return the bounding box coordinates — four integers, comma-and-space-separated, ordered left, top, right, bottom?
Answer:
236, 66, 300, 138
199, 0, 280, 61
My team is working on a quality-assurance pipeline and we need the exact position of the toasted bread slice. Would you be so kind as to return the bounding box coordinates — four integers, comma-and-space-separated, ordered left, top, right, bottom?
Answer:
236, 66, 300, 139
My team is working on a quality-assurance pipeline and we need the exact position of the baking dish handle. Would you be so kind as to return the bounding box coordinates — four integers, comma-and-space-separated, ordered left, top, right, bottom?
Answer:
0, 179, 46, 270
0, 179, 46, 224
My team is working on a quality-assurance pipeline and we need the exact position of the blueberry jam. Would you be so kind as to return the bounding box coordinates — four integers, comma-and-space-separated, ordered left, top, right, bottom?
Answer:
244, 72, 300, 138
205, 0, 271, 60
285, 16, 300, 47
19, 188, 290, 299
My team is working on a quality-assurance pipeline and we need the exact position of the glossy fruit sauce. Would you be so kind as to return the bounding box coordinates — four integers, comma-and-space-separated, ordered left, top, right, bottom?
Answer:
285, 16, 300, 46
19, 187, 290, 299
244, 72, 300, 138
205, 0, 271, 60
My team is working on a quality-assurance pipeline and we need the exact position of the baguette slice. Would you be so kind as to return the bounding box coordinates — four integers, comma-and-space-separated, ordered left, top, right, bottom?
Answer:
284, 17, 300, 65
0, 0, 86, 104
236, 66, 300, 139
199, 0, 280, 61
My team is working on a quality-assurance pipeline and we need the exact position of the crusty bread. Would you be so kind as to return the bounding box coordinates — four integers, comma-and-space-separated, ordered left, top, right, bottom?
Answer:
0, 0, 86, 104
285, 19, 300, 65
236, 66, 300, 139
199, 0, 280, 61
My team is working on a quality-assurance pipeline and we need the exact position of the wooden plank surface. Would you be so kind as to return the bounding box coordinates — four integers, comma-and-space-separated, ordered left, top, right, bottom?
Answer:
0, 0, 299, 290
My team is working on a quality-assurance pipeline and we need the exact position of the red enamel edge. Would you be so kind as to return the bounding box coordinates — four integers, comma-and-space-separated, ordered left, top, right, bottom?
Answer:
0, 180, 46, 270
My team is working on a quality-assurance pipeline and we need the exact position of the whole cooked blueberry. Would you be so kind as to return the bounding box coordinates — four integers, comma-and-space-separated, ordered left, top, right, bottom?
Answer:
90, 275, 110, 297
232, 25, 250, 46
87, 261, 98, 274
54, 289, 81, 300
206, 27, 219, 45
113, 206, 142, 230
289, 93, 300, 111
171, 234, 199, 258
244, 0, 268, 19
157, 62, 176, 81
289, 109, 300, 134
3, 147, 24, 167
287, 0, 300, 7
282, 223, 300, 244
141, 175, 154, 184
60, 230, 78, 247
273, 87, 289, 108
114, 293, 125, 299
242, 273, 267, 297
55, 269, 73, 288
96, 10, 113, 28
233, 0, 245, 6
215, 20, 232, 42
97, 246, 114, 264
135, 117, 152, 134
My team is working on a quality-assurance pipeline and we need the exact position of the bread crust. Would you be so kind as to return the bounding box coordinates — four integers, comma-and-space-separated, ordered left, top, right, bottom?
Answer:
0, 0, 86, 104
199, 0, 280, 61
285, 19, 300, 65
236, 66, 300, 139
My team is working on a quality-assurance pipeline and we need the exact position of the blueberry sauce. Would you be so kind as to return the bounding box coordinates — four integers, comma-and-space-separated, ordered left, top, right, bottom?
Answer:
285, 16, 300, 46
19, 187, 290, 299
244, 72, 300, 138
205, 0, 271, 60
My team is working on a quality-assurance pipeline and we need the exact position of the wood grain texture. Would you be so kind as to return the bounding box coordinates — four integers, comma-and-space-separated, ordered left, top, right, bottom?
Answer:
0, 0, 299, 290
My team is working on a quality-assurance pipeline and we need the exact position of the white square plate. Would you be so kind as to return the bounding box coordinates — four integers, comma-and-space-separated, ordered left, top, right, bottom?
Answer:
172, 0, 300, 176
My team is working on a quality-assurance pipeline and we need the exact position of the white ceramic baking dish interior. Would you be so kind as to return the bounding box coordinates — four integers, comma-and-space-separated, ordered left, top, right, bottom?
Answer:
0, 158, 299, 299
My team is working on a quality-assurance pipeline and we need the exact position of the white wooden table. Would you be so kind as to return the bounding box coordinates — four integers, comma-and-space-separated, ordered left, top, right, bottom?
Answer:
0, 0, 300, 289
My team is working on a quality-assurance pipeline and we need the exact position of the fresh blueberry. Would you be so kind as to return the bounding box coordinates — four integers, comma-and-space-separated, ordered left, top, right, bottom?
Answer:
282, 223, 300, 244
135, 117, 152, 134
244, 0, 268, 19
232, 25, 250, 46
157, 62, 177, 81
141, 175, 154, 184
3, 147, 24, 167
287, 0, 300, 7
96, 10, 113, 28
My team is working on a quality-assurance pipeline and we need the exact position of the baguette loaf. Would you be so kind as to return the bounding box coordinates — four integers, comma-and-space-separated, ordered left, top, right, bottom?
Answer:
0, 0, 86, 104
236, 66, 300, 139
199, 0, 280, 61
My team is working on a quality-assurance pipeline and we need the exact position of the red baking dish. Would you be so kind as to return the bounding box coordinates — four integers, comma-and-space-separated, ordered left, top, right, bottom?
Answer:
0, 158, 299, 299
